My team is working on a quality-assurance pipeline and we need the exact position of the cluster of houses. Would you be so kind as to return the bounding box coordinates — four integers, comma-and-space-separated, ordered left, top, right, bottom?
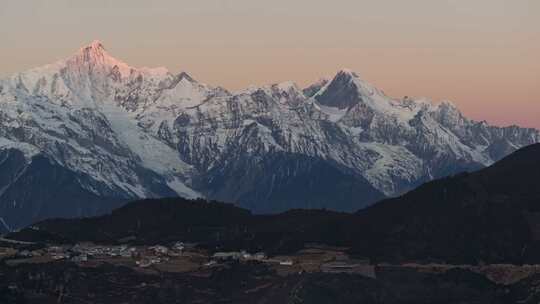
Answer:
211, 250, 293, 266
0, 247, 17, 259
68, 242, 191, 267
70, 244, 136, 261
3, 242, 298, 270
2, 242, 380, 279
2, 242, 192, 267
133, 243, 186, 268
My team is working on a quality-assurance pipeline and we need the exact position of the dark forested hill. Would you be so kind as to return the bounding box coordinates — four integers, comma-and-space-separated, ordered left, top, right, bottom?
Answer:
351, 143, 540, 264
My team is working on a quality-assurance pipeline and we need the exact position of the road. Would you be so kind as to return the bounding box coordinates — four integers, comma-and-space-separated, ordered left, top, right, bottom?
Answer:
0, 237, 35, 245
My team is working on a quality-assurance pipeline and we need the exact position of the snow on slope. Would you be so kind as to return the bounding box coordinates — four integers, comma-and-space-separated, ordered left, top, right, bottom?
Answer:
0, 137, 39, 159
99, 100, 200, 198
313, 102, 349, 122
0, 217, 11, 233
0, 40, 200, 200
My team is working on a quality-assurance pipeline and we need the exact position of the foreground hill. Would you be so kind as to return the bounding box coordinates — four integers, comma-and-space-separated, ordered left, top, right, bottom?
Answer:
1, 40, 538, 229
10, 198, 349, 255
351, 143, 540, 264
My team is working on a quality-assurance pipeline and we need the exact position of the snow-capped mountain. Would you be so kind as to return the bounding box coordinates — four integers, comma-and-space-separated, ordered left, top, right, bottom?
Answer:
0, 41, 538, 229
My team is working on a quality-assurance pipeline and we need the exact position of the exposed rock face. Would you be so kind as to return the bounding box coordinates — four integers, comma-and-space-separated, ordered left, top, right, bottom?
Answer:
0, 41, 538, 228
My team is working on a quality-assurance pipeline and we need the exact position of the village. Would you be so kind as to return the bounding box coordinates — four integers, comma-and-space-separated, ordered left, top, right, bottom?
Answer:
0, 241, 376, 278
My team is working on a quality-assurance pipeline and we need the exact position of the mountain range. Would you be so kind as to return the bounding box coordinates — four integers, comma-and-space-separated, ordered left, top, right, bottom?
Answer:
0, 40, 538, 229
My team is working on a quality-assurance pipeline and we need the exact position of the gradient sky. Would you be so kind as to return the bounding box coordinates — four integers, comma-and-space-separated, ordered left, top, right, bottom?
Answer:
1, 0, 538, 128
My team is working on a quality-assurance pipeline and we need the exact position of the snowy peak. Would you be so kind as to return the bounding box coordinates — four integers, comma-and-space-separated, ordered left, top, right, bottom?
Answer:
267, 81, 307, 106
314, 69, 365, 110
313, 69, 437, 125
81, 39, 106, 54
273, 81, 300, 92
268, 81, 304, 98
336, 68, 360, 79
75, 40, 115, 64
66, 40, 133, 78
332, 68, 383, 98
430, 100, 468, 128
71, 40, 171, 79
176, 71, 196, 83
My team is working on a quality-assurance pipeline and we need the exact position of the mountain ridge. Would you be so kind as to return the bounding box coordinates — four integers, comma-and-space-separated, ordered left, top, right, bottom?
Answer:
0, 40, 538, 229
